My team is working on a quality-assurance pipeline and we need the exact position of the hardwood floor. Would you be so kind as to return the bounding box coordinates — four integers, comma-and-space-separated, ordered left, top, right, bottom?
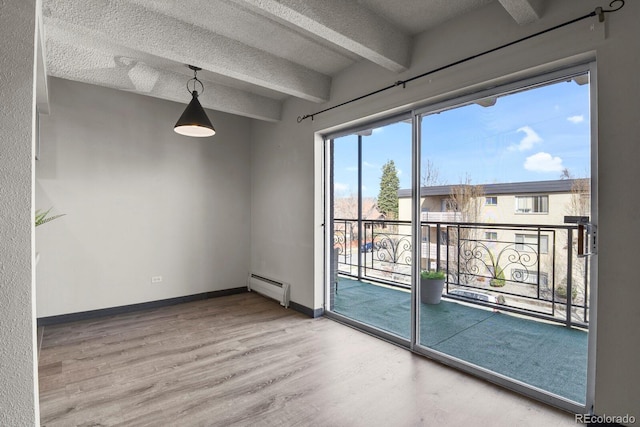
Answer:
39, 292, 577, 426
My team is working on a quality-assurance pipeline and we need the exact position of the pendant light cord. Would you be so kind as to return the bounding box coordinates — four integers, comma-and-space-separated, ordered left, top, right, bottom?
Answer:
187, 65, 205, 95
296, 0, 625, 124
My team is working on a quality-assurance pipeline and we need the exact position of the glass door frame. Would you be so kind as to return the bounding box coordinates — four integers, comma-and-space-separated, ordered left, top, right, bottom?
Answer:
323, 62, 597, 415
323, 112, 414, 349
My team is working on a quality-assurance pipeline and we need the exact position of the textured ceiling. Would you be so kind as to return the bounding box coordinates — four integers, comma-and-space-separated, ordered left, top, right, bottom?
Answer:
42, 0, 545, 122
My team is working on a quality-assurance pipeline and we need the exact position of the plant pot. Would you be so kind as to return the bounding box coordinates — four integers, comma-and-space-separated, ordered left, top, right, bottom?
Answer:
420, 278, 445, 304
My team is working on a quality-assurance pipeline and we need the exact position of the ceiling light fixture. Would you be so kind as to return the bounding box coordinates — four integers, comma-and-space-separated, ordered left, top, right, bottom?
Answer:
174, 65, 216, 137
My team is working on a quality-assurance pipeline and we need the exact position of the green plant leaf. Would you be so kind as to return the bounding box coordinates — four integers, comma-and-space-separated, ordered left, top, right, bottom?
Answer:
421, 270, 445, 280
35, 208, 65, 227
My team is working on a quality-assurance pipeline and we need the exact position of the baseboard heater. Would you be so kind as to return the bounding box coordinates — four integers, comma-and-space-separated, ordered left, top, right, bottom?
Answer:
248, 274, 290, 308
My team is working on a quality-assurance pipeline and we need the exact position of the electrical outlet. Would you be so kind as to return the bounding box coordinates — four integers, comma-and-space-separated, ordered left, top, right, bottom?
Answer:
151, 276, 162, 283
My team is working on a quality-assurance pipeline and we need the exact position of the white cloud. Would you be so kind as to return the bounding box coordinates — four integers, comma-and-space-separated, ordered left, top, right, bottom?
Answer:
372, 128, 384, 134
397, 168, 403, 176
567, 115, 584, 124
334, 182, 349, 193
346, 162, 376, 173
524, 152, 564, 173
509, 126, 542, 151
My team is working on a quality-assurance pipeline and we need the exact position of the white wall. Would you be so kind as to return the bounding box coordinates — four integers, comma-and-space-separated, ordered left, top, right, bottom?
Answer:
588, 1, 640, 418
250, 100, 316, 308
36, 78, 252, 317
251, 0, 640, 419
0, 0, 39, 425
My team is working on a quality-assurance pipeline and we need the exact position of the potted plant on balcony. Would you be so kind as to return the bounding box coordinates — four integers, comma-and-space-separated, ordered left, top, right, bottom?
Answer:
489, 268, 506, 287
420, 270, 446, 304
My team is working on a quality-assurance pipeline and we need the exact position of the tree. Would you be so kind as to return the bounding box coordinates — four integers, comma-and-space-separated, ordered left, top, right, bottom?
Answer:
560, 168, 590, 217
421, 159, 444, 187
568, 178, 590, 217
448, 176, 485, 284
449, 175, 484, 223
333, 191, 359, 219
378, 160, 400, 220
558, 175, 591, 312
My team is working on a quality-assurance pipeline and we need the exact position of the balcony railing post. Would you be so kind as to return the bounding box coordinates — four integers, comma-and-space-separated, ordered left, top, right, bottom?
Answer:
536, 227, 541, 300
445, 224, 450, 289
566, 228, 573, 328
358, 219, 373, 280
583, 254, 589, 324
551, 230, 557, 318
436, 223, 441, 272
456, 224, 460, 285
357, 134, 362, 281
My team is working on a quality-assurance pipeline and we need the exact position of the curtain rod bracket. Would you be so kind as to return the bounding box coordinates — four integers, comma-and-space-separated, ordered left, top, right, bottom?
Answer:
597, 0, 625, 22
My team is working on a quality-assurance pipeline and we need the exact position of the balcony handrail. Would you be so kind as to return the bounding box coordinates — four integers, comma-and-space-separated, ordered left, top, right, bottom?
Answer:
332, 217, 589, 328
334, 217, 581, 231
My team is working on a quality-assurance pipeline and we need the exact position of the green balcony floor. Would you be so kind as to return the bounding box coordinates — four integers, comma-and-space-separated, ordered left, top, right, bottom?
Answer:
333, 277, 588, 404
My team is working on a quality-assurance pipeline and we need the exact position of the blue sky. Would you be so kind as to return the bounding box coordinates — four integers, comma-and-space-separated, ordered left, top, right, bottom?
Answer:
333, 78, 591, 198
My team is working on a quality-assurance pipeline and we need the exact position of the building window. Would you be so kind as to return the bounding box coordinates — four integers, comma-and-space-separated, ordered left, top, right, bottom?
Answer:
511, 268, 548, 286
485, 196, 497, 206
515, 195, 548, 213
515, 234, 548, 254
485, 231, 498, 240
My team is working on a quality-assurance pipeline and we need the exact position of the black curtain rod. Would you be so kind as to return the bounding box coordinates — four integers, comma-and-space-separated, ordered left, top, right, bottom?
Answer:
297, 0, 625, 124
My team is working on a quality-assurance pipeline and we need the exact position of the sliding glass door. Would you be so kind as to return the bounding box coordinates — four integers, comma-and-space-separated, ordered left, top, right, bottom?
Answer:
326, 65, 595, 411
416, 69, 593, 409
328, 116, 413, 342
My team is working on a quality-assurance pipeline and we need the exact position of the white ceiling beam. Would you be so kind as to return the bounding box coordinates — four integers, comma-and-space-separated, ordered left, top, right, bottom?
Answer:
233, 0, 412, 73
43, 0, 330, 102
45, 33, 282, 122
498, 0, 544, 25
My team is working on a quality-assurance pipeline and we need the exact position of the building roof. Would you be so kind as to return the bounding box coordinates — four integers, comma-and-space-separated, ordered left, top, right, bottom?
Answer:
398, 179, 585, 198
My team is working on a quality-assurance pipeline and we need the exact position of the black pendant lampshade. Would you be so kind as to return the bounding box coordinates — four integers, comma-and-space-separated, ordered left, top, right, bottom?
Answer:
174, 65, 216, 137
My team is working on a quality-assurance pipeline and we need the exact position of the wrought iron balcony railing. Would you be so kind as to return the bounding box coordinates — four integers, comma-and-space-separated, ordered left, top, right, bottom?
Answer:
332, 218, 589, 328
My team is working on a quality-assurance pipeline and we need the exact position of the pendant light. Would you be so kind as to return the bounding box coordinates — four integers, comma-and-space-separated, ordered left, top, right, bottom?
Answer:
174, 65, 216, 137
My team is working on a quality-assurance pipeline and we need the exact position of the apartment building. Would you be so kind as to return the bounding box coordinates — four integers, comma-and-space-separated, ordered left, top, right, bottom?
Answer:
396, 179, 589, 311
399, 179, 588, 224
